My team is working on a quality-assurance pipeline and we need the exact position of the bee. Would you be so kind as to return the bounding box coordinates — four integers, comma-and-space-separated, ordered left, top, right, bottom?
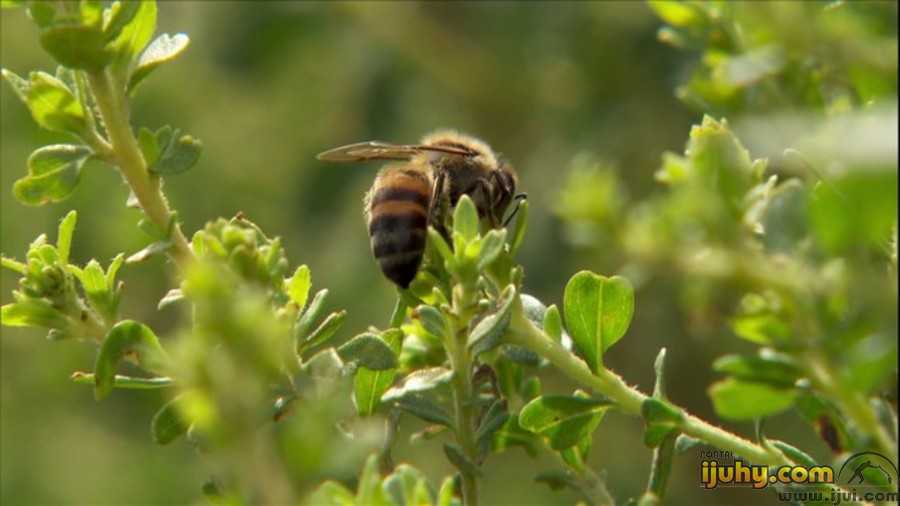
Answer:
317, 130, 524, 288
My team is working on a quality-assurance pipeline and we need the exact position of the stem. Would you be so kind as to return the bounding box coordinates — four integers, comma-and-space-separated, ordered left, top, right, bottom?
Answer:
506, 299, 784, 466
446, 282, 481, 506
806, 353, 898, 461
85, 69, 193, 268
641, 434, 675, 505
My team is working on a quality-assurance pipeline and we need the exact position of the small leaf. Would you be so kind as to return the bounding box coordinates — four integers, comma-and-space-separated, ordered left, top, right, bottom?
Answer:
337, 333, 398, 371
356, 454, 389, 506
294, 288, 329, 340
453, 195, 479, 242
712, 353, 801, 388
151, 394, 189, 444
126, 240, 172, 263
102, 0, 142, 41
299, 310, 346, 353
437, 476, 457, 506
285, 265, 311, 310
395, 394, 454, 427
492, 414, 540, 457
382, 464, 433, 506
138, 126, 160, 167
354, 328, 402, 416
769, 440, 817, 467
427, 227, 455, 266
56, 211, 77, 265
14, 144, 90, 206
648, 0, 701, 27
563, 271, 634, 371
674, 435, 701, 454
157, 288, 183, 310
2, 68, 29, 103
305, 481, 356, 506
106, 0, 157, 66
476, 229, 506, 270
467, 285, 515, 356
39, 24, 111, 71
519, 393, 610, 450
475, 399, 510, 452
127, 33, 190, 94
382, 367, 453, 402
152, 133, 202, 175
71, 371, 174, 389
94, 320, 169, 400
708, 378, 797, 421
510, 199, 529, 255
443, 443, 482, 477
542, 304, 562, 342
1, 299, 70, 330
652, 348, 667, 399
1, 0, 25, 9
24, 72, 86, 135
415, 305, 449, 339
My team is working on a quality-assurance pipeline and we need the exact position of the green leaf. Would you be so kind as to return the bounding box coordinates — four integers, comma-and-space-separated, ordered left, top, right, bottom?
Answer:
337, 333, 398, 371
1, 299, 70, 330
106, 0, 157, 65
542, 304, 562, 342
415, 305, 449, 339
56, 210, 77, 265
475, 399, 509, 453
395, 394, 454, 427
712, 353, 801, 388
519, 394, 610, 450
652, 348, 667, 399
14, 144, 90, 206
437, 476, 458, 506
492, 413, 540, 457
127, 32, 190, 94
383, 367, 453, 402
126, 240, 171, 264
648, 0, 702, 27
708, 378, 797, 421
151, 132, 202, 175
23, 72, 86, 135
476, 229, 506, 270
1, 68, 29, 103
137, 126, 160, 167
769, 440, 817, 467
151, 394, 189, 444
674, 435, 701, 454
305, 481, 356, 506
809, 172, 898, 254
383, 464, 433, 506
294, 288, 329, 340
443, 443, 482, 477
453, 195, 479, 242
157, 288, 183, 310
356, 454, 390, 506
71, 371, 174, 389
285, 265, 311, 310
103, 1, 141, 39
39, 24, 111, 71
563, 271, 634, 371
299, 310, 346, 354
686, 116, 756, 214
427, 227, 455, 266
354, 328, 402, 416
1, 0, 25, 9
467, 285, 515, 356
94, 320, 169, 400
510, 199, 529, 256
1, 256, 27, 274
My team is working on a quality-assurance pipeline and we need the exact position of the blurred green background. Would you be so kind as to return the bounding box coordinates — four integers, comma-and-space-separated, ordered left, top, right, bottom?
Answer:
2, 2, 896, 505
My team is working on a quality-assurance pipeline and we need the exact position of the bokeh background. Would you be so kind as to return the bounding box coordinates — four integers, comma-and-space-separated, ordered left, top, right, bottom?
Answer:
2, 2, 897, 505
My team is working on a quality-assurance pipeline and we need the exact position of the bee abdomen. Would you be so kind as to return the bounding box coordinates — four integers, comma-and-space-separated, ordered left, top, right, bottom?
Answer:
368, 185, 430, 288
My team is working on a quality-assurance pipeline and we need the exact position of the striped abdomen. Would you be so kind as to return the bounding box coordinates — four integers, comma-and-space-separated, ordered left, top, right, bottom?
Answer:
367, 168, 432, 288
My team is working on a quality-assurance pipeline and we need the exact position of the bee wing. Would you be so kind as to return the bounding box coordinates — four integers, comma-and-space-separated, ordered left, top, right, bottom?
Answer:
317, 141, 475, 163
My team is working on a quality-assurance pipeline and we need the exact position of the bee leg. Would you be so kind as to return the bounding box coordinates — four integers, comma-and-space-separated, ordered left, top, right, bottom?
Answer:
428, 171, 450, 241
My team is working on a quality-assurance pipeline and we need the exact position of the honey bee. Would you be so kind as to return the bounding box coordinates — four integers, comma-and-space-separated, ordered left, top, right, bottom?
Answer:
317, 130, 523, 288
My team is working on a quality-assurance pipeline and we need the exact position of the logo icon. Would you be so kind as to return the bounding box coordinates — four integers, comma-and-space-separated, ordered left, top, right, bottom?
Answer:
837, 452, 898, 489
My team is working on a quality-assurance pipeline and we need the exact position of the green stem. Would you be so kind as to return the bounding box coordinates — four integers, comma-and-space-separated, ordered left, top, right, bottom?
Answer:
643, 434, 676, 504
806, 353, 897, 461
447, 282, 480, 506
85, 69, 193, 268
506, 298, 784, 466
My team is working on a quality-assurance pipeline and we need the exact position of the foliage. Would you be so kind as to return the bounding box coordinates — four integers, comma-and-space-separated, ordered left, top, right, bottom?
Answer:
1, 1, 896, 506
